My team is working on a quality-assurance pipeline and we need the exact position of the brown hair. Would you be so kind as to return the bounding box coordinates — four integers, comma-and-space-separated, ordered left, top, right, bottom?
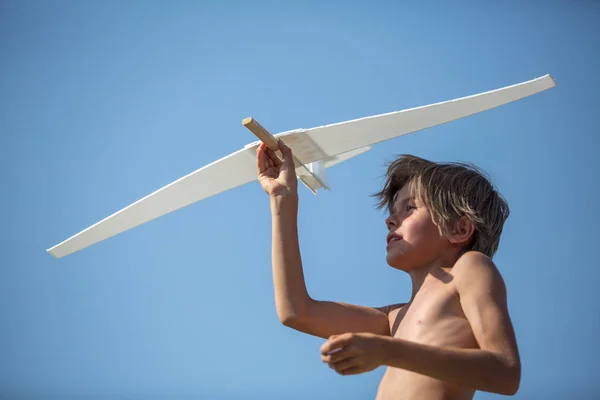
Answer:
372, 155, 510, 257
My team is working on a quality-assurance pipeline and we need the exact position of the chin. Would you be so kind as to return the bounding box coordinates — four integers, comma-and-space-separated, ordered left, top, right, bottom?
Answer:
386, 248, 428, 272
386, 254, 414, 271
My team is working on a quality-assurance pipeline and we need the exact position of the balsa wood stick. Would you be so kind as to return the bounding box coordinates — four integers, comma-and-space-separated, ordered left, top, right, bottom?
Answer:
242, 117, 280, 151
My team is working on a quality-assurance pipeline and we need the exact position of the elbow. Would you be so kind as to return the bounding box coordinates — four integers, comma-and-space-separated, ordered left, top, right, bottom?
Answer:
277, 298, 312, 329
505, 364, 521, 396
277, 307, 309, 330
279, 312, 300, 328
493, 360, 521, 396
279, 312, 311, 332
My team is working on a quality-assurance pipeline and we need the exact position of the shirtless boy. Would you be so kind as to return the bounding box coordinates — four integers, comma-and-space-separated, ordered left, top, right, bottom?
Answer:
256, 141, 521, 400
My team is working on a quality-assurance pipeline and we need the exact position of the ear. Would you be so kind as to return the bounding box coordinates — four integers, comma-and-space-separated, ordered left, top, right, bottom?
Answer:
447, 216, 475, 246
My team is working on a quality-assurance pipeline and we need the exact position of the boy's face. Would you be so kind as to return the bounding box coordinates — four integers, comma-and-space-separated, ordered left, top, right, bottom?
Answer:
385, 184, 448, 270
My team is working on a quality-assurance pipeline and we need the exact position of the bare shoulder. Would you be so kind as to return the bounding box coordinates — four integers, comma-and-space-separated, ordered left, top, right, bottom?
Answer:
453, 251, 497, 274
452, 251, 507, 294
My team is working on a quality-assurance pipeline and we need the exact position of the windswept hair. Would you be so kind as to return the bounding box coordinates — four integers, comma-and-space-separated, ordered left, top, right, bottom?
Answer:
372, 155, 510, 258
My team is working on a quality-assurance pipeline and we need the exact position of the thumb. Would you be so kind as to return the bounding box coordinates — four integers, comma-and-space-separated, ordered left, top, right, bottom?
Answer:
279, 140, 293, 159
320, 333, 353, 355
278, 141, 296, 172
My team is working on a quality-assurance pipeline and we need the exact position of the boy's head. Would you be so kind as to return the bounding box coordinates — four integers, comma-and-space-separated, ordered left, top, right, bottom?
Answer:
373, 155, 509, 267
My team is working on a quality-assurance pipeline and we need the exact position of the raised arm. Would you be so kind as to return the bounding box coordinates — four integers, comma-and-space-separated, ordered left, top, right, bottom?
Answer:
258, 142, 391, 339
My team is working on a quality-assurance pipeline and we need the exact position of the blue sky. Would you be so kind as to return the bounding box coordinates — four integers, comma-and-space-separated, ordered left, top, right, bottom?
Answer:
1, 1, 599, 398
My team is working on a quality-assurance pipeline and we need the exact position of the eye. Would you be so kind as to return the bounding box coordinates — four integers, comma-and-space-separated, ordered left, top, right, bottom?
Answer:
406, 204, 417, 211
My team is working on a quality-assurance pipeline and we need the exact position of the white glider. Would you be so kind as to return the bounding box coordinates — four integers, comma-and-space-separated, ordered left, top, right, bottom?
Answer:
47, 74, 556, 258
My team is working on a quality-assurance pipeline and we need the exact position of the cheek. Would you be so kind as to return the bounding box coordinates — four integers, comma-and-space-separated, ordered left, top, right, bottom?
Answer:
404, 214, 431, 237
402, 214, 443, 247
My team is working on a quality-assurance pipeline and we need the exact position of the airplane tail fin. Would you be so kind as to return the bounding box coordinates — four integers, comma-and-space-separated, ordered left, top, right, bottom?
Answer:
295, 146, 372, 194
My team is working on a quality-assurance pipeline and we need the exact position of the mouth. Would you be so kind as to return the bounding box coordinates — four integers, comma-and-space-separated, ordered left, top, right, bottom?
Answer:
386, 235, 402, 249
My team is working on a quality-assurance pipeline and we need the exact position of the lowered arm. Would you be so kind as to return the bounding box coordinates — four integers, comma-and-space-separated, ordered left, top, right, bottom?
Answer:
376, 252, 521, 395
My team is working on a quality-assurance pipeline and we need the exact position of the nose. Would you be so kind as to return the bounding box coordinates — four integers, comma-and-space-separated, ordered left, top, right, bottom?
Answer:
385, 215, 396, 231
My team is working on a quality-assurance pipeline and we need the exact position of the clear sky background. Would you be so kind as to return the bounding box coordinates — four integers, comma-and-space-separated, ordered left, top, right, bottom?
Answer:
1, 1, 599, 399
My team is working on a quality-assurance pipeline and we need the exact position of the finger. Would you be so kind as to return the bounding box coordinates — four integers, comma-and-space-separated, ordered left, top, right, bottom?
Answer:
279, 140, 292, 156
321, 347, 352, 364
330, 347, 358, 364
321, 347, 343, 361
321, 333, 354, 356
321, 344, 357, 362
256, 144, 267, 172
323, 353, 354, 367
331, 357, 358, 373
279, 141, 295, 168
265, 148, 283, 166
338, 366, 361, 376
321, 333, 354, 354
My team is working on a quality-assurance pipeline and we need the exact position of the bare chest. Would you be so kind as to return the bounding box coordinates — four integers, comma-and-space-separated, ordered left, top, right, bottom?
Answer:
388, 284, 477, 348
376, 279, 478, 400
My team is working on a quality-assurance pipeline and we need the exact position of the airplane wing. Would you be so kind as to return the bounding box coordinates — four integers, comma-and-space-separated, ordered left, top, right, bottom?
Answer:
47, 148, 259, 258
267, 74, 556, 165
47, 74, 555, 258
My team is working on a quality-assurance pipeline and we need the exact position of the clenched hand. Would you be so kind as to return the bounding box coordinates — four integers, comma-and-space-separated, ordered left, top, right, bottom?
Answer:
320, 333, 388, 375
256, 141, 298, 198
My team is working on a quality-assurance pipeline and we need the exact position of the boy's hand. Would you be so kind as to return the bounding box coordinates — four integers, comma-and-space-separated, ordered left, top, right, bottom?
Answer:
320, 333, 388, 375
256, 141, 298, 198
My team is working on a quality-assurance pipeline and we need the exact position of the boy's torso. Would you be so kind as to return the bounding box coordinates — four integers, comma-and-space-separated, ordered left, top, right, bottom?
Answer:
375, 268, 477, 400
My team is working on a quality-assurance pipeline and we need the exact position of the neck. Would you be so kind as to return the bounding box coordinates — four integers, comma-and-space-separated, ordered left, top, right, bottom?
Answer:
406, 251, 460, 302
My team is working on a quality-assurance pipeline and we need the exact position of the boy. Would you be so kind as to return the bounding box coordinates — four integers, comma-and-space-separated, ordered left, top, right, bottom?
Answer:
256, 141, 520, 400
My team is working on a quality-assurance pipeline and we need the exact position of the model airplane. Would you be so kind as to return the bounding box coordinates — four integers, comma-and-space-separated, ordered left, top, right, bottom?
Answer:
47, 74, 556, 258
